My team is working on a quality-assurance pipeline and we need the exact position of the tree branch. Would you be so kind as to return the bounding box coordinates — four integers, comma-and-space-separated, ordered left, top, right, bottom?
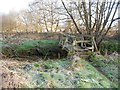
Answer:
61, 0, 82, 34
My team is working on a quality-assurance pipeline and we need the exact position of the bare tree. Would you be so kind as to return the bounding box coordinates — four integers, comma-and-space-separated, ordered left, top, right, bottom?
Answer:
1, 12, 17, 33
19, 10, 31, 32
27, 0, 61, 32
61, 0, 120, 46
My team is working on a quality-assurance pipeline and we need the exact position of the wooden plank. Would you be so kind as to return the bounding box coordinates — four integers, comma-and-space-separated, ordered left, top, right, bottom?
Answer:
86, 47, 94, 50
75, 40, 90, 43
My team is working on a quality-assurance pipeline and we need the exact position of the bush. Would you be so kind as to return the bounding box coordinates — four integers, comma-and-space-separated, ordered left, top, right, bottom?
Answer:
100, 40, 119, 54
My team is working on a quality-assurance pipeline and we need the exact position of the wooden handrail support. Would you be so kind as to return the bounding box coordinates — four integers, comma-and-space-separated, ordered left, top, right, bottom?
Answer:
59, 32, 98, 52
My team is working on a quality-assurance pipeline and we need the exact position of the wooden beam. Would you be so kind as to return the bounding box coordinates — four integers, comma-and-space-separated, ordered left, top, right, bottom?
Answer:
75, 40, 90, 43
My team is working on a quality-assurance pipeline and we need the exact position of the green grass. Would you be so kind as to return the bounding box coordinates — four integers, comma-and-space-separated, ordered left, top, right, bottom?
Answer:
0, 41, 5, 52
0, 41, 4, 47
0, 39, 118, 88
16, 40, 59, 51
88, 53, 118, 85
1, 40, 59, 56
17, 58, 117, 88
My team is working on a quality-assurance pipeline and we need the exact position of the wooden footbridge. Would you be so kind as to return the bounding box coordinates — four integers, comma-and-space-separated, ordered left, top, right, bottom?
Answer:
59, 33, 98, 57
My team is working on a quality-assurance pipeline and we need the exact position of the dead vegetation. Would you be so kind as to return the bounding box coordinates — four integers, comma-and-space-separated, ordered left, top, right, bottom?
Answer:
0, 59, 28, 88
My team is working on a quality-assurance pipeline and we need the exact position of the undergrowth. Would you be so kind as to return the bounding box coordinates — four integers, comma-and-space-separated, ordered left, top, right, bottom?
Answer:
87, 52, 118, 85
100, 40, 119, 54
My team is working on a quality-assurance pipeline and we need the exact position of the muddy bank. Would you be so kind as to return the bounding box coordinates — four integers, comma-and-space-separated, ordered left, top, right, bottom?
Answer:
1, 45, 68, 59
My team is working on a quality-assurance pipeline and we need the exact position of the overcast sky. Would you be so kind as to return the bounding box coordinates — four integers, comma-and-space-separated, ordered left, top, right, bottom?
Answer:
0, 0, 118, 24
0, 0, 33, 14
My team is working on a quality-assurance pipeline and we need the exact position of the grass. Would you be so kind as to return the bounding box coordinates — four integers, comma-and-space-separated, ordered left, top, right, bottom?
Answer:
0, 41, 4, 52
0, 38, 118, 88
16, 40, 59, 51
1, 40, 59, 57
87, 53, 118, 85
12, 58, 117, 88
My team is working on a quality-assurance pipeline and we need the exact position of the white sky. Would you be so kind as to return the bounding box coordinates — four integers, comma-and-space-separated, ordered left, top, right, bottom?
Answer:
0, 0, 118, 24
0, 0, 34, 14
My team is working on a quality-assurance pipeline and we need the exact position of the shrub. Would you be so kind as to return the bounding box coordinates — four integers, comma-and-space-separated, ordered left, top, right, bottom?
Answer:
100, 40, 119, 54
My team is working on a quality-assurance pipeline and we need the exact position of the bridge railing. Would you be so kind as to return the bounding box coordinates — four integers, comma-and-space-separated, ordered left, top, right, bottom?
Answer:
59, 32, 98, 52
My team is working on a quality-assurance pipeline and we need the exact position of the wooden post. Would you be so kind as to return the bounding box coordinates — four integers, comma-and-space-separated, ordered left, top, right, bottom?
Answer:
81, 36, 84, 47
91, 37, 94, 52
72, 38, 76, 46
93, 36, 98, 52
